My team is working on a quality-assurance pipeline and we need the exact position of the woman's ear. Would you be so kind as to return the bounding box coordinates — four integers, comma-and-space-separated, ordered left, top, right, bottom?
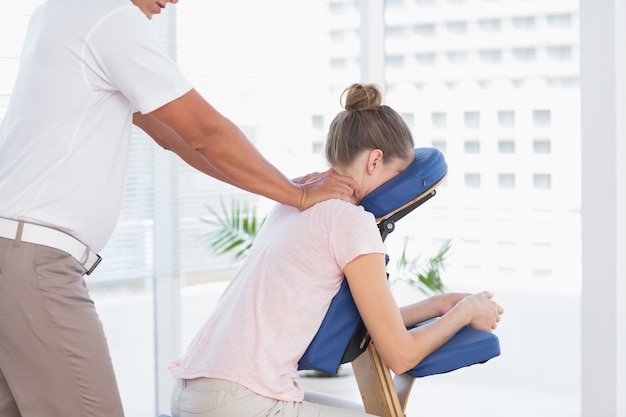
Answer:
366, 149, 384, 175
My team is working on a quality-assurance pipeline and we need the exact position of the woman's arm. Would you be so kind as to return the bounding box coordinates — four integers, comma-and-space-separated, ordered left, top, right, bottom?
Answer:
133, 89, 359, 209
344, 253, 503, 375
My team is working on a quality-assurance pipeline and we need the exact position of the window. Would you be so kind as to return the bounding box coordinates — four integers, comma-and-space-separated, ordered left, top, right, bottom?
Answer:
415, 52, 436, 65
388, 25, 409, 37
547, 13, 572, 28
478, 18, 501, 31
479, 49, 502, 63
464, 139, 481, 153
447, 50, 469, 63
431, 111, 447, 128
498, 173, 516, 188
497, 110, 515, 128
312, 141, 324, 154
512, 16, 536, 29
446, 21, 468, 33
465, 173, 481, 188
330, 57, 347, 69
312, 115, 324, 130
513, 47, 537, 62
533, 109, 551, 127
498, 139, 516, 154
414, 23, 437, 36
533, 173, 552, 189
547, 45, 573, 61
329, 30, 346, 42
432, 139, 447, 152
387, 54, 406, 68
533, 138, 552, 154
401, 112, 415, 129
464, 111, 480, 129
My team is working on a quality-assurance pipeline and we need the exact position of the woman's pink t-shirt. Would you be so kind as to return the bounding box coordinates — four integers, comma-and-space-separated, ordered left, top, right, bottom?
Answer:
168, 199, 384, 401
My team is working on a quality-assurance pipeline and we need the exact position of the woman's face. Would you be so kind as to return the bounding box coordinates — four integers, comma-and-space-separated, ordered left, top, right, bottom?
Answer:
131, 0, 179, 19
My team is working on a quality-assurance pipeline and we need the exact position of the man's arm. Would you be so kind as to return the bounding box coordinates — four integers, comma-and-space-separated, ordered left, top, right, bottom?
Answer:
133, 88, 358, 209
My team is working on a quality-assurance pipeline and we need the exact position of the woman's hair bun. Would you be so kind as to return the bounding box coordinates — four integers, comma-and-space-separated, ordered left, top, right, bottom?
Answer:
342, 83, 383, 111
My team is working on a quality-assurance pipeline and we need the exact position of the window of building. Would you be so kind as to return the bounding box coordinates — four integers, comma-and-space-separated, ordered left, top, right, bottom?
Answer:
330, 57, 347, 69
329, 30, 346, 42
497, 110, 515, 128
498, 173, 516, 188
464, 139, 481, 153
478, 18, 502, 31
432, 139, 447, 152
479, 49, 502, 63
464, 111, 480, 129
465, 173, 481, 188
547, 13, 573, 28
387, 25, 408, 38
533, 109, 551, 127
312, 114, 324, 130
512, 15, 536, 29
533, 138, 552, 154
312, 141, 324, 154
533, 173, 552, 189
401, 112, 415, 129
446, 50, 469, 63
498, 139, 516, 154
431, 111, 447, 128
446, 21, 468, 33
415, 52, 436, 65
328, 1, 358, 14
414, 23, 437, 36
547, 45, 573, 61
387, 0, 406, 8
387, 54, 406, 68
512, 47, 537, 61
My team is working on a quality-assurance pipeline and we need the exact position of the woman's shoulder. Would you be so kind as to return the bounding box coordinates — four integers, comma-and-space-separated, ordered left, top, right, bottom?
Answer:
316, 199, 370, 215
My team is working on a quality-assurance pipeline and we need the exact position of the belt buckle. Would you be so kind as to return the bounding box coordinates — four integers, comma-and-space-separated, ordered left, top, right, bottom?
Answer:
85, 254, 102, 276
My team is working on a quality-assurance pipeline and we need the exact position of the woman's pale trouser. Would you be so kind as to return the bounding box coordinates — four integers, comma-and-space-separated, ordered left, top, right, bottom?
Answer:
170, 377, 378, 417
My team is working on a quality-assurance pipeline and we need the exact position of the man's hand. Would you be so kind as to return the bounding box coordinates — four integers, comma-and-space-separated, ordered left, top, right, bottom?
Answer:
292, 168, 360, 210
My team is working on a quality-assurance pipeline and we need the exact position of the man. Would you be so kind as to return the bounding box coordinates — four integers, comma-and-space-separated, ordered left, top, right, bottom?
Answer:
0, 1, 358, 416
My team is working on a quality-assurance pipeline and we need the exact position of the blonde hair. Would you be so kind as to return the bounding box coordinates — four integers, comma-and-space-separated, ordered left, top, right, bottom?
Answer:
325, 83, 414, 168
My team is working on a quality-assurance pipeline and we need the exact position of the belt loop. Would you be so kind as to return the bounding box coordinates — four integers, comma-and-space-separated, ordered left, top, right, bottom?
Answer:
13, 222, 24, 247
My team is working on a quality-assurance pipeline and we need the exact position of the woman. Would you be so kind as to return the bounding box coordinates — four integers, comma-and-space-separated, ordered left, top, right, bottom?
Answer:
168, 83, 503, 417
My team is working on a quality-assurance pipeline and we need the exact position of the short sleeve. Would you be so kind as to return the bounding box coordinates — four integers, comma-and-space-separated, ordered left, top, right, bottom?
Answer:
83, 6, 192, 114
326, 201, 385, 270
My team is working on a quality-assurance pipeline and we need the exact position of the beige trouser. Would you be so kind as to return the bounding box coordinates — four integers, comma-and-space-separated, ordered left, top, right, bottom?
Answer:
0, 237, 124, 417
170, 378, 377, 417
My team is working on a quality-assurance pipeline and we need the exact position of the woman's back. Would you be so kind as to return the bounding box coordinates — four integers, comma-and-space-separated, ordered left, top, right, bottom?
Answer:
169, 199, 384, 401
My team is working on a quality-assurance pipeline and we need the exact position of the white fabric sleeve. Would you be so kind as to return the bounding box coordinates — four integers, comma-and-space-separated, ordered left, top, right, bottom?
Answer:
328, 202, 385, 270
83, 6, 193, 114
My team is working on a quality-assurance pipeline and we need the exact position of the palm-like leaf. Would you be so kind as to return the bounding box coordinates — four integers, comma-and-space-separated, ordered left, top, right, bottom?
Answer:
395, 238, 452, 295
201, 199, 266, 261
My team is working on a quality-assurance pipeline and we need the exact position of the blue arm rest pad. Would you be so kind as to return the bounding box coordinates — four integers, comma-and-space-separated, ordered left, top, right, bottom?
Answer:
405, 320, 501, 378
359, 147, 447, 219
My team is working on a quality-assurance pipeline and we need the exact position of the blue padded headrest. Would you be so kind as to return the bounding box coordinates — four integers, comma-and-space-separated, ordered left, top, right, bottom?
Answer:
359, 148, 447, 219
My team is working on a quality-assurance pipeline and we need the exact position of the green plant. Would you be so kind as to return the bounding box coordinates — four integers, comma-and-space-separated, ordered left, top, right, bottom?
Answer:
202, 199, 267, 261
394, 238, 453, 296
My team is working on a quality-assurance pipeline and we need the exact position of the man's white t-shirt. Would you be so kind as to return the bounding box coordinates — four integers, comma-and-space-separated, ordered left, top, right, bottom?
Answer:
168, 199, 385, 402
0, 0, 192, 252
